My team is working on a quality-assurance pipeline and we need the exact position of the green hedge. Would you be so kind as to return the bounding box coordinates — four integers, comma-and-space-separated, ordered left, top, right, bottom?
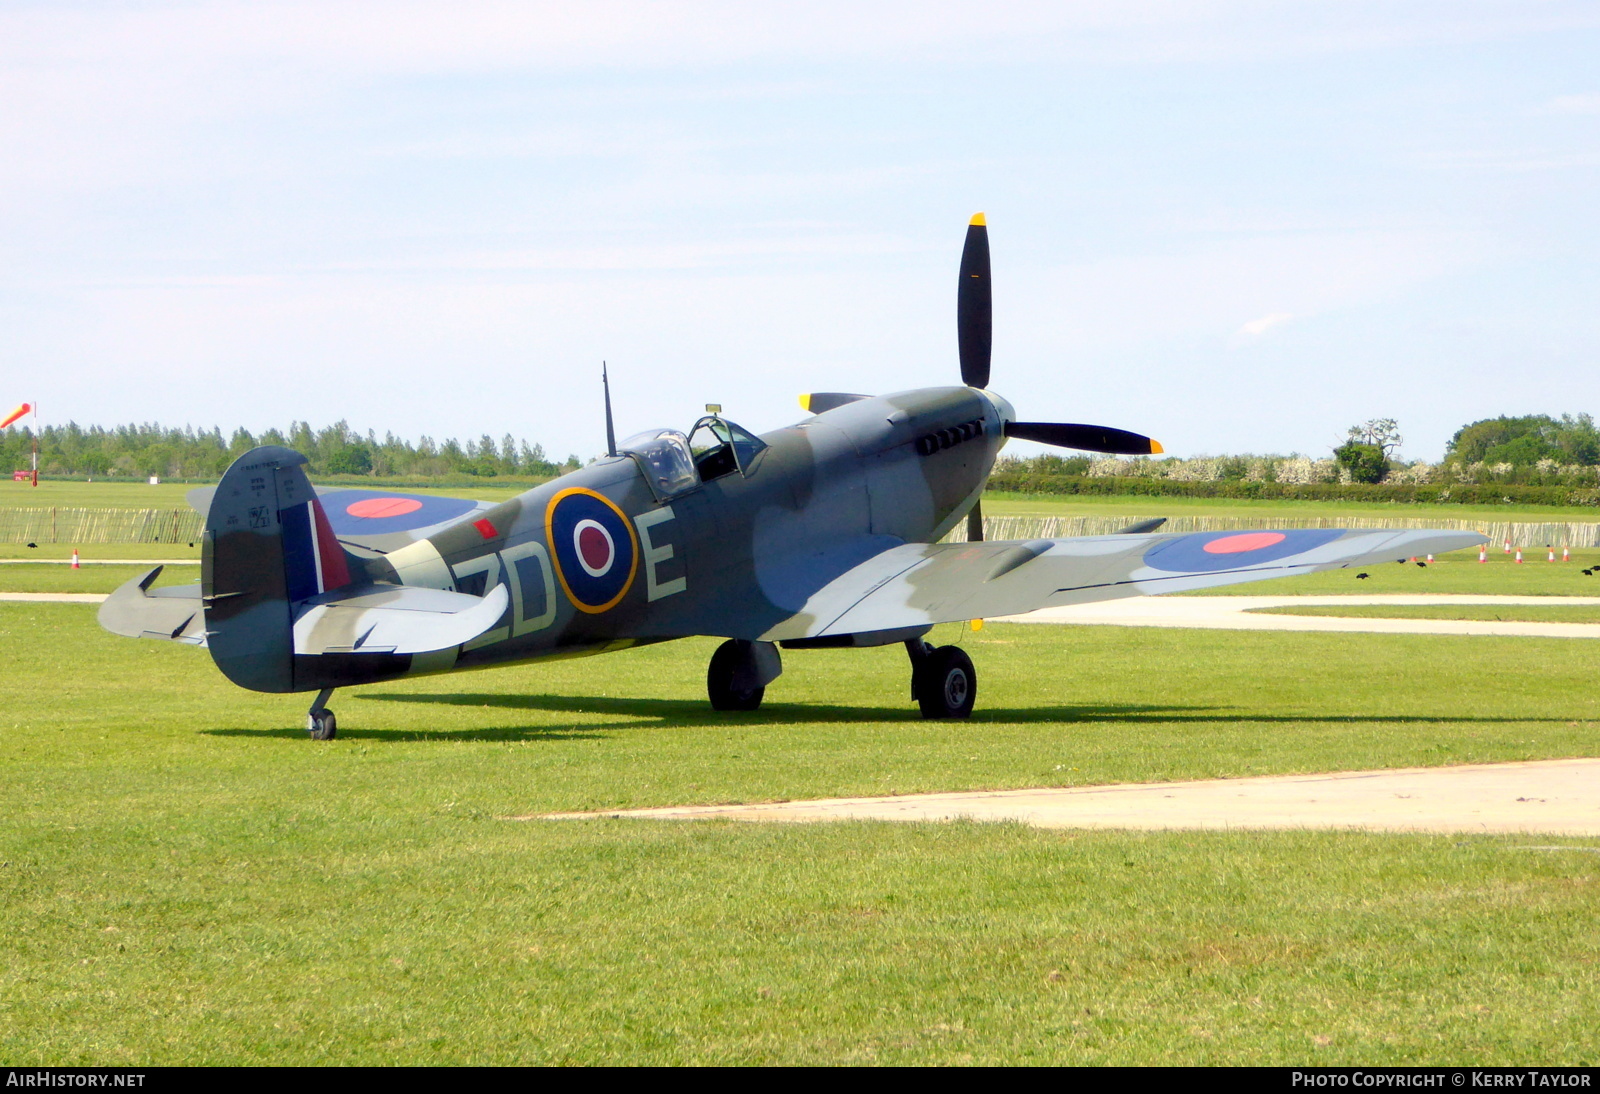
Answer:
986, 473, 1600, 508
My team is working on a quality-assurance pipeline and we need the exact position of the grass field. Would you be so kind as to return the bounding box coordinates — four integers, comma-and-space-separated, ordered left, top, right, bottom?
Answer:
0, 478, 530, 511
1185, 552, 1600, 597
11, 478, 1600, 523
3, 603, 1598, 1064
982, 491, 1600, 522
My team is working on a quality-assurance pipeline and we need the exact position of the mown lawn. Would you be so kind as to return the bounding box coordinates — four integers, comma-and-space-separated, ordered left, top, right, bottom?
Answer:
2, 605, 1597, 1064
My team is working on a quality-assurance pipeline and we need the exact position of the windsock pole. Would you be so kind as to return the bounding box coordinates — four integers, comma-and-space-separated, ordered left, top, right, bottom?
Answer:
1, 402, 35, 486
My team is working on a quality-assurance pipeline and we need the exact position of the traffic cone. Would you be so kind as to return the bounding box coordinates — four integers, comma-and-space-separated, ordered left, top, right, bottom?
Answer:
1548, 548, 1556, 563
1563, 547, 1570, 562
70, 549, 80, 570
1515, 548, 1523, 564
1504, 539, 1512, 553
1478, 547, 1487, 563
1427, 554, 1434, 564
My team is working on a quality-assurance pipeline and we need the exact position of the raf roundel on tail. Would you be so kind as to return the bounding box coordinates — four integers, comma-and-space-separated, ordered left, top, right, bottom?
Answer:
98, 215, 1487, 738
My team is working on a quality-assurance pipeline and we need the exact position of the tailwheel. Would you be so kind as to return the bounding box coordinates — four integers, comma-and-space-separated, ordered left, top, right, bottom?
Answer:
707, 639, 765, 712
306, 688, 337, 740
912, 644, 976, 719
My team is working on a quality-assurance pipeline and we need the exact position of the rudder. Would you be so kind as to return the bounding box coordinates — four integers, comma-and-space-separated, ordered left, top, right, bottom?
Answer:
203, 446, 354, 693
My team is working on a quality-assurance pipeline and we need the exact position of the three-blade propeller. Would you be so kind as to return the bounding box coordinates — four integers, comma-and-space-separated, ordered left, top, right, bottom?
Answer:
958, 213, 1162, 541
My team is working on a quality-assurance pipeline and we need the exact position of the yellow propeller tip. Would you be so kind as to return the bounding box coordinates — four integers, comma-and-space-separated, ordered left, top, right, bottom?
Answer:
1150, 440, 1165, 455
969, 212, 986, 227
798, 394, 812, 412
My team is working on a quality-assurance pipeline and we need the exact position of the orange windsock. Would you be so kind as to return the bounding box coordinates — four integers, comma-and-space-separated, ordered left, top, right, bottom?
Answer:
0, 403, 29, 429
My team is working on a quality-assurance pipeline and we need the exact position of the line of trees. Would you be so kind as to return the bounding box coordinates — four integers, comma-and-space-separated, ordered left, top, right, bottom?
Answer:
0, 421, 581, 481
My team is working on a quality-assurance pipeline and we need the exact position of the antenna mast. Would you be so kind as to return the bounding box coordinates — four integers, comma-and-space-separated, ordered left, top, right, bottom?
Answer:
602, 362, 617, 457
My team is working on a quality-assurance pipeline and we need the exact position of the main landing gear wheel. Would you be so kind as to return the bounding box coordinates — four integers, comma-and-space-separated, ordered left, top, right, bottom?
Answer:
707, 639, 765, 712
912, 644, 976, 720
307, 710, 337, 740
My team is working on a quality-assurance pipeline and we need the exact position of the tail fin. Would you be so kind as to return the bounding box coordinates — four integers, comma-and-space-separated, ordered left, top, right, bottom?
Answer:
203, 446, 356, 693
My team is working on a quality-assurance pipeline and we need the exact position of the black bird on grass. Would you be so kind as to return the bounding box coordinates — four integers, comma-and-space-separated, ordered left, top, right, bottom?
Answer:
1417, 561, 1427, 568
1356, 572, 1370, 580
25, 542, 36, 549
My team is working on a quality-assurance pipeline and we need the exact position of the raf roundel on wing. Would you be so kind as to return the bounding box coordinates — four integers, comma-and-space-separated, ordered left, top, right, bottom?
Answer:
546, 488, 640, 613
1141, 529, 1346, 573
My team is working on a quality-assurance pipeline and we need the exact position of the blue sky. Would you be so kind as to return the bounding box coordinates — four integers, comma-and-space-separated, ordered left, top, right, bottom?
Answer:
2, 1, 1597, 462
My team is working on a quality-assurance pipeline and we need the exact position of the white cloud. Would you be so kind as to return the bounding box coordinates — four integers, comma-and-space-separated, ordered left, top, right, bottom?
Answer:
1540, 93, 1600, 114
1236, 312, 1293, 337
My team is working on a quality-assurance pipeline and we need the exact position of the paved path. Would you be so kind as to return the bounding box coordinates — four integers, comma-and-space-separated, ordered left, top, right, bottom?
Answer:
0, 592, 107, 603
997, 594, 1600, 638
537, 759, 1600, 836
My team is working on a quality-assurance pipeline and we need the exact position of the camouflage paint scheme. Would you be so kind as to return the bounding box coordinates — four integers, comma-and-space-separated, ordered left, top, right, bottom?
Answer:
101, 384, 1484, 701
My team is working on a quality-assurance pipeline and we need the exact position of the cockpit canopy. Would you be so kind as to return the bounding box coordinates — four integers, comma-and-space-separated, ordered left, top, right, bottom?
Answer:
620, 416, 768, 500
618, 429, 698, 499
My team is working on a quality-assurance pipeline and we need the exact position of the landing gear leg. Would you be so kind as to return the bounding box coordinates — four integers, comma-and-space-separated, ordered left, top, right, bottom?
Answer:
906, 639, 976, 720
307, 688, 337, 740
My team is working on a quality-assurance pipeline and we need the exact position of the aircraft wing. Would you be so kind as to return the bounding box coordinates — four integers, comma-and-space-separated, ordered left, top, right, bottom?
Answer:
188, 485, 495, 553
758, 527, 1488, 641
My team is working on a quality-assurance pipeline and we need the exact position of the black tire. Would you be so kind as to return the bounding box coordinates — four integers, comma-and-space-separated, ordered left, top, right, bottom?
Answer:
913, 645, 976, 719
308, 710, 337, 740
707, 640, 765, 712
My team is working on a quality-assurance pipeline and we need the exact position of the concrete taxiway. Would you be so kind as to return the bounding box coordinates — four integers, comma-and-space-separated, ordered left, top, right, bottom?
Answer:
998, 594, 1600, 638
537, 759, 1600, 835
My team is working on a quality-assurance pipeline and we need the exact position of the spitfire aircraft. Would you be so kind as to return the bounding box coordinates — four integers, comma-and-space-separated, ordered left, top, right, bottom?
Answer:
100, 215, 1484, 738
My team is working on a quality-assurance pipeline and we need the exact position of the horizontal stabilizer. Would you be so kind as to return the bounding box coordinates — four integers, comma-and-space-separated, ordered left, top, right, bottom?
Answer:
292, 582, 510, 655
97, 566, 207, 645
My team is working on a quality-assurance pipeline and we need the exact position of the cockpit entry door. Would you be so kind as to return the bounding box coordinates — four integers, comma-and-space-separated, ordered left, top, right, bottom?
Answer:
688, 416, 768, 483
618, 429, 700, 502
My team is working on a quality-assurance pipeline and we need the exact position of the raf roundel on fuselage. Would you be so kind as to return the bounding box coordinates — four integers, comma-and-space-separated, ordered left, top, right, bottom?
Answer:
546, 488, 640, 613
1141, 529, 1346, 573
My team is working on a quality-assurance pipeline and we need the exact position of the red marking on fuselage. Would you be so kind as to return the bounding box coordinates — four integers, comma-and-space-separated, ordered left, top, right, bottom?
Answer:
346, 497, 424, 519
474, 518, 498, 539
578, 525, 611, 570
1203, 532, 1287, 554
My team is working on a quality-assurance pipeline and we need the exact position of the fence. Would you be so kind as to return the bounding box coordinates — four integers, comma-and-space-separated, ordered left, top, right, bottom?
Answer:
4, 504, 1597, 550
0, 507, 204, 545
949, 514, 1600, 548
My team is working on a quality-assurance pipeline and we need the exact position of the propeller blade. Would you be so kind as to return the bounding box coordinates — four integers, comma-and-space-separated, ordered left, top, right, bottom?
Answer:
1005, 422, 1164, 455
966, 499, 984, 543
799, 392, 869, 414
957, 213, 991, 389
